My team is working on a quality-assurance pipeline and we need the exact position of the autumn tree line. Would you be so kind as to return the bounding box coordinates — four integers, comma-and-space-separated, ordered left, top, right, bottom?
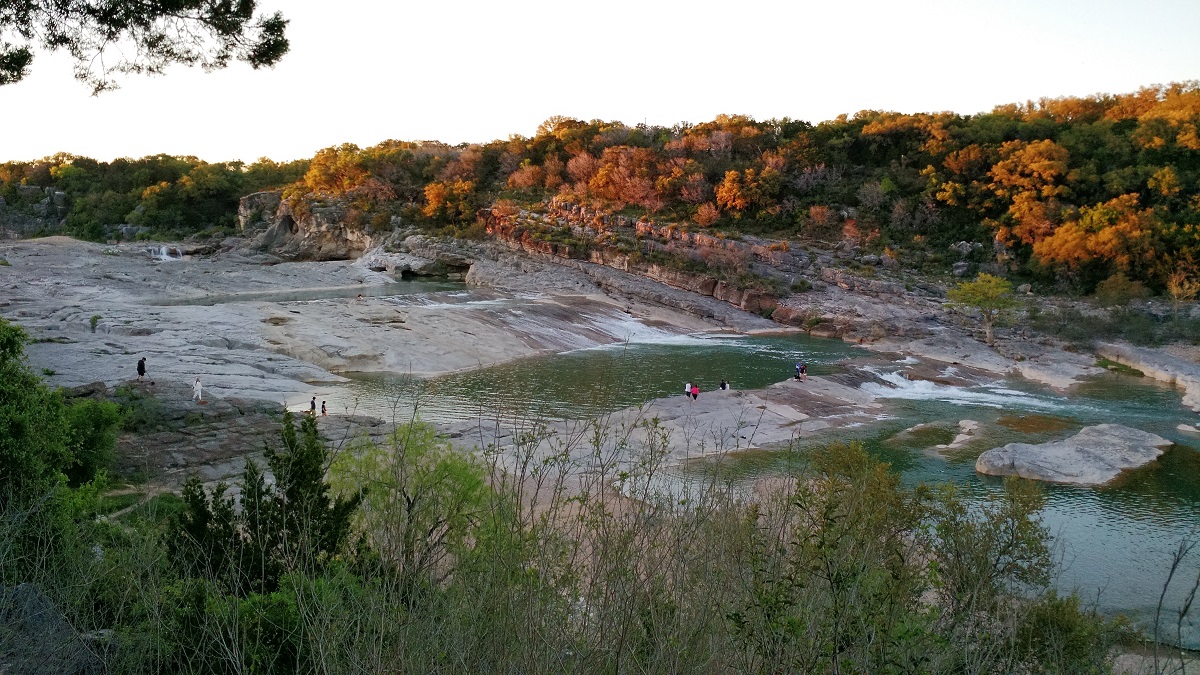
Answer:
3, 82, 1199, 294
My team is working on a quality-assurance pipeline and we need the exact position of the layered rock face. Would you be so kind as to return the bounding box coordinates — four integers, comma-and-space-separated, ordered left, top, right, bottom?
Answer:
0, 185, 69, 236
975, 424, 1172, 485
479, 199, 947, 341
481, 199, 808, 317
238, 191, 384, 261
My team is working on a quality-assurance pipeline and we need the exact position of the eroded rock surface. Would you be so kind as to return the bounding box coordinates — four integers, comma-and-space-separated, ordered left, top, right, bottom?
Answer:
1098, 342, 1200, 412
975, 424, 1172, 485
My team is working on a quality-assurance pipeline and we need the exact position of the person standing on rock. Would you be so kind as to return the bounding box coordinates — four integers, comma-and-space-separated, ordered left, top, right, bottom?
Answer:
192, 377, 203, 403
137, 357, 146, 382
799, 362, 807, 382
685, 382, 693, 399
321, 401, 327, 416
310, 396, 317, 415
691, 383, 700, 400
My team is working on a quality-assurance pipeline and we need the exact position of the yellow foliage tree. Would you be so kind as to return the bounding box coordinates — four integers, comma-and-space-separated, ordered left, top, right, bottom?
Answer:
988, 139, 1070, 245
1033, 194, 1158, 275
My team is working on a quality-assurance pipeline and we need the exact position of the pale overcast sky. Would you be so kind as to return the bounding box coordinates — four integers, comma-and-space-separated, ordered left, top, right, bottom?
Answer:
1, 0, 1197, 163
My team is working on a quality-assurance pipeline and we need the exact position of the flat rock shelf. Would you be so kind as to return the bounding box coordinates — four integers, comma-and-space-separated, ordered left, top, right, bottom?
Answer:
975, 423, 1173, 485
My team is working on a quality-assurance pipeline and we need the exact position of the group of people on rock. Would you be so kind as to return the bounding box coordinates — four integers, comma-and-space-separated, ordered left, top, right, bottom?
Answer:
309, 396, 327, 416
135, 356, 204, 402
136, 356, 332, 415
683, 379, 731, 401
684, 361, 807, 402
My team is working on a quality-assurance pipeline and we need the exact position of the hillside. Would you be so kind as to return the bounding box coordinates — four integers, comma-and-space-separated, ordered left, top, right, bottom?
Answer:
3, 82, 1199, 300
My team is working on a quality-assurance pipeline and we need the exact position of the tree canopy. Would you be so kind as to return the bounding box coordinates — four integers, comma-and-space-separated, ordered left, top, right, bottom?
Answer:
947, 273, 1019, 345
3, 82, 1199, 297
0, 0, 289, 93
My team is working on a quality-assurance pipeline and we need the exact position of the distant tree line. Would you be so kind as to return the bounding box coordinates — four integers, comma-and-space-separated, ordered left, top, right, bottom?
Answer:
3, 81, 1199, 293
0, 154, 308, 240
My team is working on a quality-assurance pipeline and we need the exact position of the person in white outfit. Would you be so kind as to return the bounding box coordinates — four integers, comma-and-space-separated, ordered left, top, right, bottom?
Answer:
192, 377, 203, 402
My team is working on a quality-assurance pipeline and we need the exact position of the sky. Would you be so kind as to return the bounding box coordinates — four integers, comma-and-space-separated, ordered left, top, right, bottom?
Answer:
1, 0, 1198, 163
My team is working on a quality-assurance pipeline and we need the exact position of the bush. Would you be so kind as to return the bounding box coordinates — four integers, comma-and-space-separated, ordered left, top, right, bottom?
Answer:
63, 398, 122, 486
1094, 272, 1149, 307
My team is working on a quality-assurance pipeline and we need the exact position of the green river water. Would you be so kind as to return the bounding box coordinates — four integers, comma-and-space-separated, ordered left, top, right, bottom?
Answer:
274, 285, 1200, 646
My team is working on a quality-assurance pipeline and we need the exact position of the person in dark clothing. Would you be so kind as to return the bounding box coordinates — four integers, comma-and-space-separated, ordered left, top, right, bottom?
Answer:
137, 357, 146, 381
719, 379, 729, 390
310, 396, 317, 415
321, 401, 327, 416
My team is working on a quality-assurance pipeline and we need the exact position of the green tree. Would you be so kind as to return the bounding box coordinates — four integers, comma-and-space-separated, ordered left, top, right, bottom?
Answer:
63, 398, 122, 487
169, 411, 359, 595
946, 273, 1018, 346
0, 0, 289, 93
329, 420, 487, 598
0, 319, 71, 508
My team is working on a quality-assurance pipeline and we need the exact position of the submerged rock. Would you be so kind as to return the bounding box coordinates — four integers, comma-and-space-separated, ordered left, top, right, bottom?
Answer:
975, 424, 1171, 485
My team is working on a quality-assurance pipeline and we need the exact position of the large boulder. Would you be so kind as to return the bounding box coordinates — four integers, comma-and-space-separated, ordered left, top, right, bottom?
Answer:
975, 424, 1172, 485
241, 194, 380, 261
237, 191, 282, 234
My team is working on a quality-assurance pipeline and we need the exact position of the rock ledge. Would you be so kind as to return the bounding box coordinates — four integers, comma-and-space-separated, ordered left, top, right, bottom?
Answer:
975, 424, 1171, 485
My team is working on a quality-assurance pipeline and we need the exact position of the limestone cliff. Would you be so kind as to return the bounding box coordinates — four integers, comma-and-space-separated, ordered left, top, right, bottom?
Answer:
238, 191, 384, 261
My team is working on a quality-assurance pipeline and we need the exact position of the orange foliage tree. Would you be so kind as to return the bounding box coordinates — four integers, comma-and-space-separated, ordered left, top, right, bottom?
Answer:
1033, 194, 1159, 277
987, 139, 1071, 245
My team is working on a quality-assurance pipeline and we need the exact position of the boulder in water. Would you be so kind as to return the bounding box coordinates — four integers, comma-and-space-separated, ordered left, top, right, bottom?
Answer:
975, 424, 1171, 485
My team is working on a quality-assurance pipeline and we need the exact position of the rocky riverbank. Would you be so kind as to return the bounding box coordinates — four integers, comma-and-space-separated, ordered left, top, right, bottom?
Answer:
1098, 342, 1200, 412
442, 373, 888, 477
4, 233, 1198, 492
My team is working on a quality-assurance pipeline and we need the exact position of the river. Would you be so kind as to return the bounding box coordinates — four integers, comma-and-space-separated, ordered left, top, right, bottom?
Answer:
277, 286, 1200, 646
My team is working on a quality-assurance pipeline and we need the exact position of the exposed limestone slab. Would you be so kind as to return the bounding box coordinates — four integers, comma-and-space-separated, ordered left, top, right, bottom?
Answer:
975, 424, 1172, 485
869, 333, 1102, 390
1097, 342, 1200, 412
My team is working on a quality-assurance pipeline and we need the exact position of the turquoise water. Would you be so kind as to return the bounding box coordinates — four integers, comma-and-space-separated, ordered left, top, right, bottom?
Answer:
333, 333, 857, 423
290, 288, 1200, 645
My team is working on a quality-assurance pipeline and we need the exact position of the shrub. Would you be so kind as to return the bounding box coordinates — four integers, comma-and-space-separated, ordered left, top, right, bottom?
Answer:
1094, 272, 1149, 307
63, 398, 122, 486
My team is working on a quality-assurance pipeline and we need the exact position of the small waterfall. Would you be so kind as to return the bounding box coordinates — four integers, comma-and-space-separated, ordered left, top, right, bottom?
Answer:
858, 366, 1078, 412
147, 245, 182, 261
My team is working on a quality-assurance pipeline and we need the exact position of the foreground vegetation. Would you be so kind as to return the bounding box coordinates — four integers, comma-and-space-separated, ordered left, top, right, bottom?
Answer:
3, 315, 1179, 672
